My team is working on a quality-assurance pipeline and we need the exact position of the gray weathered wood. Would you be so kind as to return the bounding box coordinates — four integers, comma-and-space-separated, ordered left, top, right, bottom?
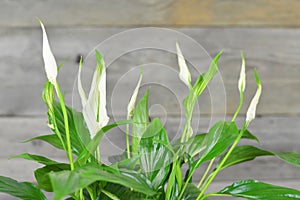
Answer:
0, 27, 300, 116
1, 0, 300, 27
1, 116, 300, 184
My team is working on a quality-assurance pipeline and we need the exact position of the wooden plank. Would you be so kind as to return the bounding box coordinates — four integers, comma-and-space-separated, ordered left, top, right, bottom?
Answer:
1, 116, 300, 158
1, 116, 300, 183
1, 0, 300, 27
1, 27, 300, 116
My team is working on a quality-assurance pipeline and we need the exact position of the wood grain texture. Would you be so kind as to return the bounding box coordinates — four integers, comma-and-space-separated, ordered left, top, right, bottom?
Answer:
0, 27, 299, 116
1, 0, 300, 27
1, 116, 300, 181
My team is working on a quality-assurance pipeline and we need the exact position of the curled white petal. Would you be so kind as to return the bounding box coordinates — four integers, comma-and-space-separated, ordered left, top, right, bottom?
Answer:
246, 70, 262, 123
127, 73, 142, 119
238, 53, 246, 92
77, 58, 87, 107
176, 42, 191, 88
82, 51, 109, 137
39, 20, 57, 85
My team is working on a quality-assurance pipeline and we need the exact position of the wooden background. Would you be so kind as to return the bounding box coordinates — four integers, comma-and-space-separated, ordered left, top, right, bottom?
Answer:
1, 0, 300, 199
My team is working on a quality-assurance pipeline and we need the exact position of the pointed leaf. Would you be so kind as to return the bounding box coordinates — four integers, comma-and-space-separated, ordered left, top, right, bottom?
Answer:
75, 120, 131, 165
23, 134, 64, 150
216, 145, 273, 170
34, 164, 70, 192
219, 179, 300, 199
275, 152, 300, 167
193, 121, 239, 169
11, 153, 61, 166
50, 164, 156, 200
0, 176, 46, 200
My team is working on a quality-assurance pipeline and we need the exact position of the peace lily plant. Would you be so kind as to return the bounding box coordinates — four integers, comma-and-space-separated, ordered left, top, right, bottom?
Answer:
1, 21, 300, 200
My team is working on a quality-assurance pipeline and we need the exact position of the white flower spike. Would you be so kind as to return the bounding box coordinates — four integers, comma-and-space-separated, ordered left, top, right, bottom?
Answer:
176, 42, 192, 89
238, 52, 246, 93
246, 69, 262, 123
39, 19, 57, 85
77, 51, 109, 138
127, 71, 143, 119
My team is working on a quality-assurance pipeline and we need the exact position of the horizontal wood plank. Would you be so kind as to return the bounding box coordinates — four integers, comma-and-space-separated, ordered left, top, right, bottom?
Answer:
0, 27, 300, 116
1, 0, 300, 27
1, 116, 300, 184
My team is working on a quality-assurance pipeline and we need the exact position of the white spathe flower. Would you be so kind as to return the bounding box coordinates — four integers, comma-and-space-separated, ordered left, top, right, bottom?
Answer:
39, 20, 57, 85
176, 42, 192, 88
127, 73, 142, 119
246, 69, 262, 123
77, 51, 109, 138
238, 52, 246, 93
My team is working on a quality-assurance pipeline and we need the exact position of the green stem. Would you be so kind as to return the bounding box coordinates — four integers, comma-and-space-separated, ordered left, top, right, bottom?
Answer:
126, 117, 131, 159
196, 122, 248, 199
97, 147, 101, 163
199, 173, 213, 191
55, 81, 74, 171
87, 187, 96, 200
197, 158, 215, 188
232, 92, 244, 122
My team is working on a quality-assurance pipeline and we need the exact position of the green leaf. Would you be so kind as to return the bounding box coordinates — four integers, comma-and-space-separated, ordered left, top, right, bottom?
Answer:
139, 118, 172, 190
216, 145, 273, 170
181, 183, 201, 200
52, 101, 91, 155
219, 179, 300, 199
34, 164, 70, 192
193, 121, 239, 169
98, 183, 146, 200
217, 145, 300, 170
0, 176, 46, 200
11, 153, 61, 166
180, 129, 257, 159
50, 164, 156, 200
132, 90, 150, 154
183, 52, 222, 118
275, 152, 300, 167
242, 129, 259, 142
75, 120, 130, 165
184, 134, 206, 158
23, 134, 64, 150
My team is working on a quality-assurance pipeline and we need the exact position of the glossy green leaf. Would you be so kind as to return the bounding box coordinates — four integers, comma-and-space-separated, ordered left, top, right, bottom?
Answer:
183, 52, 222, 118
216, 145, 273, 170
181, 183, 201, 200
11, 153, 61, 166
0, 176, 46, 200
132, 90, 150, 154
275, 152, 300, 167
219, 179, 300, 199
50, 163, 155, 200
75, 120, 130, 165
139, 118, 171, 189
23, 134, 64, 150
193, 121, 239, 169
52, 101, 91, 155
242, 129, 259, 142
34, 164, 70, 192
97, 183, 163, 200
185, 134, 206, 158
